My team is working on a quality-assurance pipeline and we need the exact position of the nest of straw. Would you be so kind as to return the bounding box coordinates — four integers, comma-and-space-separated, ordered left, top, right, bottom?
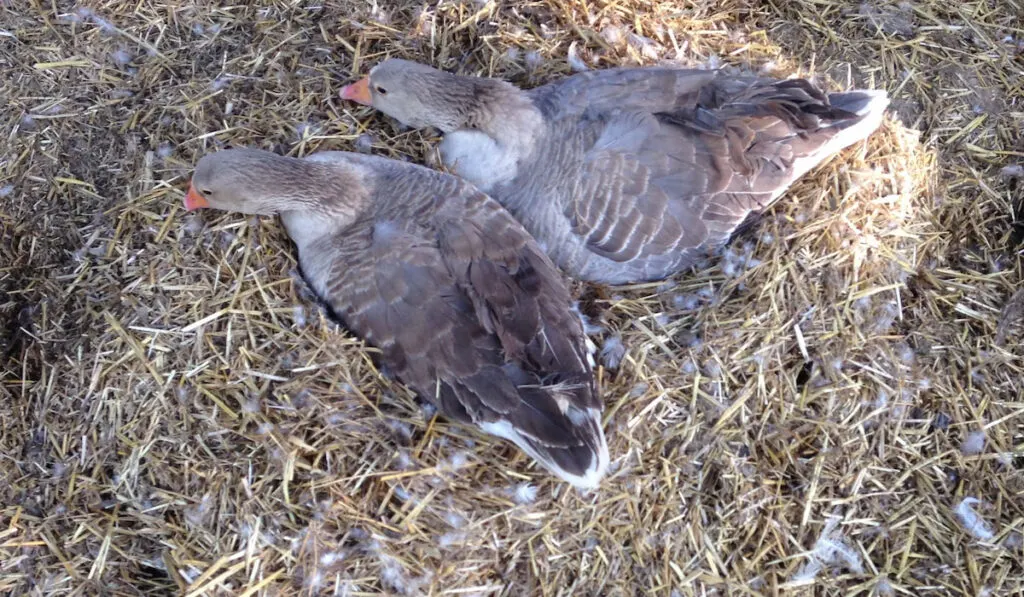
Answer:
1, 0, 1021, 595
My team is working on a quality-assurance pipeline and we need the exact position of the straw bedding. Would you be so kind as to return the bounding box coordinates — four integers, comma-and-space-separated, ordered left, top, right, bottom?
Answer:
1, 1, 1021, 595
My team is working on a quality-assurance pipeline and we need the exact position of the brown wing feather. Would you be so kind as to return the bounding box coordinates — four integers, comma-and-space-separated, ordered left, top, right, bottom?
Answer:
554, 72, 869, 263
435, 189, 598, 409
305, 179, 599, 453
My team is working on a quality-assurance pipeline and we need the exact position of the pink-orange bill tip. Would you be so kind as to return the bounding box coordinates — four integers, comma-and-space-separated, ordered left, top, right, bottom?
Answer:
184, 184, 210, 211
340, 77, 372, 105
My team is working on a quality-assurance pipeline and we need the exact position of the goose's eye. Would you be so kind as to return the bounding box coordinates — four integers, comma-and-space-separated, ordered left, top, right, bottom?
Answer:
201, 188, 213, 196
375, 86, 387, 95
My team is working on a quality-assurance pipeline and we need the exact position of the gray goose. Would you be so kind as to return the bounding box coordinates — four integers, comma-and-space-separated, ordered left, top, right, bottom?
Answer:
183, 147, 609, 488
340, 59, 890, 284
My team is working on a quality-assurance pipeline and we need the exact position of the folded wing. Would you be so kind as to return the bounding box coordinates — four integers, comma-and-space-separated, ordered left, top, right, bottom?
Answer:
306, 175, 608, 487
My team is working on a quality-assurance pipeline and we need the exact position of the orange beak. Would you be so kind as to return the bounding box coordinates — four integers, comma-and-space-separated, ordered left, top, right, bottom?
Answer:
339, 76, 372, 105
184, 183, 210, 211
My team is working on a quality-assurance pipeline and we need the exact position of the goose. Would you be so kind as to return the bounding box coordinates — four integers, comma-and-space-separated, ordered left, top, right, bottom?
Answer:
183, 147, 609, 488
340, 59, 889, 284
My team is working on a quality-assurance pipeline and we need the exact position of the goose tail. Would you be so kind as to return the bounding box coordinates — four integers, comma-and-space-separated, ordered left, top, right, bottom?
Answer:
480, 402, 609, 490
820, 88, 891, 155
787, 88, 890, 185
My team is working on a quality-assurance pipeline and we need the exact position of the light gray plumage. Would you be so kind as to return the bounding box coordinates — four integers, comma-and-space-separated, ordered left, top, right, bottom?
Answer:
341, 60, 890, 284
184, 147, 609, 488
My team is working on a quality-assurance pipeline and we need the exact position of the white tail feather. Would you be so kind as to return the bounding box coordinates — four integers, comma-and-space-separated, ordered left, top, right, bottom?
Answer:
785, 89, 890, 195
480, 410, 610, 489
